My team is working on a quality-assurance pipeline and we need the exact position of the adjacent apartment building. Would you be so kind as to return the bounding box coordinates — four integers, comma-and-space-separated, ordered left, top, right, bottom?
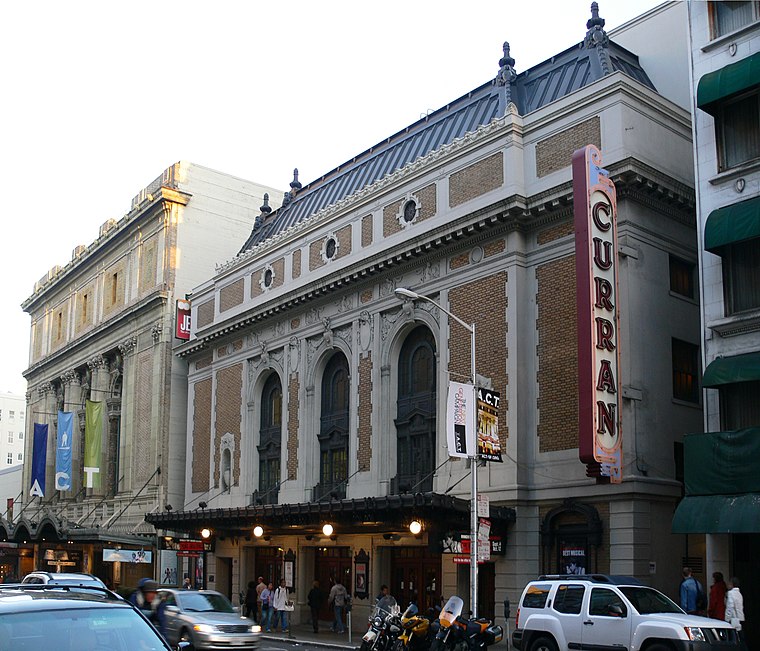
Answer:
150, 3, 701, 626
0, 392, 27, 470
13, 163, 281, 587
674, 1, 760, 645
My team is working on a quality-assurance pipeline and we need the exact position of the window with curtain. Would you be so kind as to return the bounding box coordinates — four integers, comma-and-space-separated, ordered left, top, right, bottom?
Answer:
716, 90, 760, 171
721, 380, 760, 429
722, 238, 760, 314
710, 1, 759, 38
672, 338, 700, 404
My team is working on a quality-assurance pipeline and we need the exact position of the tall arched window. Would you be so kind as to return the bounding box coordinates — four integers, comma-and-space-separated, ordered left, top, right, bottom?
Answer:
394, 326, 436, 493
257, 373, 282, 504
316, 352, 350, 500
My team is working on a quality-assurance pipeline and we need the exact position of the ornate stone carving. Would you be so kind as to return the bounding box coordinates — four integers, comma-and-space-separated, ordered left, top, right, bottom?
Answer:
288, 336, 300, 374
60, 370, 80, 386
334, 324, 353, 349
305, 307, 322, 325
336, 294, 353, 313
151, 322, 163, 343
37, 382, 54, 398
417, 262, 440, 283
119, 336, 138, 356
358, 311, 373, 353
87, 354, 107, 371
260, 341, 269, 367
379, 277, 401, 298
25, 391, 32, 404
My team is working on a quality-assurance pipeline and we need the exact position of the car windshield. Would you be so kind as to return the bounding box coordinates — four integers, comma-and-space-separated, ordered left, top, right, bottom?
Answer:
619, 586, 683, 614
0, 607, 169, 650
179, 592, 236, 613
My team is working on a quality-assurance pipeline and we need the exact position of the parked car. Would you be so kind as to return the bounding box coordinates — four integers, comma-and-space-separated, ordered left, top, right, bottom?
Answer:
21, 571, 106, 587
512, 574, 746, 651
0, 583, 177, 650
160, 588, 260, 649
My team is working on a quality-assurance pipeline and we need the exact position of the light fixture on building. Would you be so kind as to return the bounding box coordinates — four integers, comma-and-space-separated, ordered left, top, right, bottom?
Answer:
201, 528, 211, 539
409, 520, 422, 535
253, 525, 264, 538
322, 523, 334, 536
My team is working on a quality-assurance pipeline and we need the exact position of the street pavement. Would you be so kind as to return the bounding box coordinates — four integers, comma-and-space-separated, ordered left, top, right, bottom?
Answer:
259, 622, 361, 650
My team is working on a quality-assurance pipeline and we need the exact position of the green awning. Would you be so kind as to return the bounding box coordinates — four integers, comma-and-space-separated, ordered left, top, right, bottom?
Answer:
672, 494, 760, 533
683, 428, 760, 495
704, 196, 760, 252
703, 352, 760, 387
697, 52, 760, 112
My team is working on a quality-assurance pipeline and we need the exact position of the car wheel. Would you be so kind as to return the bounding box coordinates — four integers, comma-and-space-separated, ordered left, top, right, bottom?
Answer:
179, 628, 194, 645
529, 636, 558, 651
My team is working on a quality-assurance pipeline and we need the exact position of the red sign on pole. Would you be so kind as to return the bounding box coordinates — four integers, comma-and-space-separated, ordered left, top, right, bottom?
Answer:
176, 299, 191, 340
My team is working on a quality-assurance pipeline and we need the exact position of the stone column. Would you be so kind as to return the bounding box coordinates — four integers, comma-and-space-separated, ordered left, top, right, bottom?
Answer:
118, 336, 138, 495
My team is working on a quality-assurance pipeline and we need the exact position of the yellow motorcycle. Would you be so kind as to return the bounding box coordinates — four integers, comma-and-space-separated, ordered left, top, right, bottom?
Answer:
394, 603, 437, 651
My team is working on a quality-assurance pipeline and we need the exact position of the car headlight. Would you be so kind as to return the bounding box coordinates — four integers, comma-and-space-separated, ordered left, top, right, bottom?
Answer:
251, 624, 262, 633
684, 627, 707, 642
194, 623, 217, 633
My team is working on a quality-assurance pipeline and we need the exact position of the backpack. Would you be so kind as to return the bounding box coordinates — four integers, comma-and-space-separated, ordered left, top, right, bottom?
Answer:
695, 580, 707, 611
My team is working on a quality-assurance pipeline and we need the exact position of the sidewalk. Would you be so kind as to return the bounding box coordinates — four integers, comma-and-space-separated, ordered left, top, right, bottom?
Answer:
259, 622, 362, 650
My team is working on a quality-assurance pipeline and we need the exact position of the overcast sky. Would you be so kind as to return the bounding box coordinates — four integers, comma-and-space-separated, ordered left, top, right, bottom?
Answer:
1, 0, 661, 395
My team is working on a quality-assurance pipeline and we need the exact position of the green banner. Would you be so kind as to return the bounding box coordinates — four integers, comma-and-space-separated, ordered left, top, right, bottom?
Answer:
84, 399, 103, 489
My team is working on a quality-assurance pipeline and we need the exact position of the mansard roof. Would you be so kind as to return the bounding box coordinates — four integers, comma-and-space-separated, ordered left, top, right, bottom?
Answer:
240, 30, 654, 253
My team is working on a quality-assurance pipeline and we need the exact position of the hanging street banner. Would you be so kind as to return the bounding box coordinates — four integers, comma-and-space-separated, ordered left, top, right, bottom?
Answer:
56, 411, 73, 491
84, 400, 103, 489
30, 423, 48, 497
446, 381, 476, 458
573, 144, 622, 484
477, 388, 502, 461
176, 298, 191, 340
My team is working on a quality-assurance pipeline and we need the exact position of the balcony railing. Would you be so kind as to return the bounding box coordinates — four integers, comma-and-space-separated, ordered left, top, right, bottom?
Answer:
312, 481, 346, 502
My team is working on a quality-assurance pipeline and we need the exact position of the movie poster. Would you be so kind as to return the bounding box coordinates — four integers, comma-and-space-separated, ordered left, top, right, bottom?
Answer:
477, 388, 502, 462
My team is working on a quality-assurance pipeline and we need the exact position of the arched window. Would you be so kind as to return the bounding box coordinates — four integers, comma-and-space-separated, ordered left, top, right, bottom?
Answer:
394, 326, 436, 493
257, 373, 282, 504
316, 353, 350, 500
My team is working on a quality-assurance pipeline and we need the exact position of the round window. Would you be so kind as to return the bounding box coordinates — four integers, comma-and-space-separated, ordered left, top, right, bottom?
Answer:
325, 238, 337, 259
263, 268, 273, 287
403, 200, 417, 223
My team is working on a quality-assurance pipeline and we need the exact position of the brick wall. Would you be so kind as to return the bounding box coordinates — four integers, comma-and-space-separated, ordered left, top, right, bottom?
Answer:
449, 271, 509, 442
51, 302, 70, 350
362, 215, 373, 247
309, 240, 325, 271
75, 284, 95, 334
219, 278, 244, 312
484, 239, 506, 258
32, 321, 42, 361
139, 236, 158, 295
383, 184, 437, 237
537, 221, 574, 245
192, 378, 212, 492
536, 256, 578, 452
272, 257, 285, 288
133, 349, 153, 483
292, 249, 302, 279
214, 363, 243, 487
535, 117, 601, 178
196, 355, 212, 370
196, 299, 215, 329
450, 253, 470, 270
287, 374, 300, 480
103, 260, 127, 317
357, 353, 373, 471
449, 153, 503, 208
360, 289, 373, 304
336, 225, 352, 259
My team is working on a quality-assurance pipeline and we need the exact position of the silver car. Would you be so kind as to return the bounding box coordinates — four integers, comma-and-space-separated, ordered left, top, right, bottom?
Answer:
21, 571, 106, 587
160, 588, 259, 650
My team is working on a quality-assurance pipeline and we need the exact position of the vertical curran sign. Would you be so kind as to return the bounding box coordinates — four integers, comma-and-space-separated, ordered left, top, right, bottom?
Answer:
573, 144, 622, 484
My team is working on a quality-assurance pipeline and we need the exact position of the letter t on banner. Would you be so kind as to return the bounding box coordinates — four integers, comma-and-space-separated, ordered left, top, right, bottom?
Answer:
84, 400, 103, 489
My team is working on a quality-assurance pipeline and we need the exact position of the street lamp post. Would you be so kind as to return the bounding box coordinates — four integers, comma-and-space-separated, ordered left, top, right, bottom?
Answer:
395, 287, 479, 618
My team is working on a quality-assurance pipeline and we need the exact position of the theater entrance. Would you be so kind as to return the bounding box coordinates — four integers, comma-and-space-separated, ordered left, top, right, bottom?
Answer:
315, 546, 352, 621
391, 547, 441, 612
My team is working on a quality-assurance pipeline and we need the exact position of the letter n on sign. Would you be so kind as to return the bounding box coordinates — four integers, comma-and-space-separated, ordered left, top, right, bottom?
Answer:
573, 145, 622, 484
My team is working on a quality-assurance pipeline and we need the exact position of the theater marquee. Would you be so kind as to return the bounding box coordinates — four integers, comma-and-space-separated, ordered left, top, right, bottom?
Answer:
572, 144, 622, 484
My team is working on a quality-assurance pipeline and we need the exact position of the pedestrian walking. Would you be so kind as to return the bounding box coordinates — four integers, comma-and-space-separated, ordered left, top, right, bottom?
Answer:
272, 578, 291, 632
245, 580, 258, 620
328, 577, 348, 633
261, 582, 274, 632
308, 579, 324, 633
725, 577, 745, 643
708, 572, 727, 621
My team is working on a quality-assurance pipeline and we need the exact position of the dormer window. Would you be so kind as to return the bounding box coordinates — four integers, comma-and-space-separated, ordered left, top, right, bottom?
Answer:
396, 195, 420, 228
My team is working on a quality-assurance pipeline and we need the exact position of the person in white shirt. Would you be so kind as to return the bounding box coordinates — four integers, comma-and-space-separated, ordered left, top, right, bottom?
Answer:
272, 578, 291, 632
725, 576, 745, 643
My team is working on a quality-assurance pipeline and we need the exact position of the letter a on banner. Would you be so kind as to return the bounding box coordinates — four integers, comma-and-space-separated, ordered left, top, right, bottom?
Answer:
30, 423, 48, 497
56, 411, 73, 491
447, 381, 476, 458
84, 400, 103, 489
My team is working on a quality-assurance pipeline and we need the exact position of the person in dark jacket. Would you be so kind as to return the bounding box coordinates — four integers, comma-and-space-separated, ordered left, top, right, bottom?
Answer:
708, 572, 727, 621
245, 580, 258, 620
129, 578, 167, 639
307, 580, 324, 633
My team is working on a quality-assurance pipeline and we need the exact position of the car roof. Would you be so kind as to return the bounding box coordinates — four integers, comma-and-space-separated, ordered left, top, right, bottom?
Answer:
535, 574, 644, 585
0, 585, 128, 613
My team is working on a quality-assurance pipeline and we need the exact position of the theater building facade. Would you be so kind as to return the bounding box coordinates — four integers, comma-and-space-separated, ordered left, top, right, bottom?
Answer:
150, 4, 703, 624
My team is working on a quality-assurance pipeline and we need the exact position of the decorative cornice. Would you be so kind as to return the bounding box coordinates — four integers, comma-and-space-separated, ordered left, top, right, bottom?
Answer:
87, 354, 107, 371
151, 322, 163, 343
60, 370, 80, 386
118, 336, 138, 356
37, 382, 55, 398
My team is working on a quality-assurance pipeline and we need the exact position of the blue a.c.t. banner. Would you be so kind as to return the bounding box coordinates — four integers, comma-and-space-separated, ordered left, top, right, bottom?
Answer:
56, 411, 73, 491
31, 423, 48, 498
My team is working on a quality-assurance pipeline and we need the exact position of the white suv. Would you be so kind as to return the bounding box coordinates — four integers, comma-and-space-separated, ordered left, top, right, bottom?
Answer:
512, 574, 744, 651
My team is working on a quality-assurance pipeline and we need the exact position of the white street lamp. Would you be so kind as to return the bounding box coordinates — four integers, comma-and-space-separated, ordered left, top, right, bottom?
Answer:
394, 287, 479, 617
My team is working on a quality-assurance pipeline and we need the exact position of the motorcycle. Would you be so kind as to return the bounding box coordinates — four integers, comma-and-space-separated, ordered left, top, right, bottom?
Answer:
361, 595, 402, 651
393, 602, 438, 651
430, 596, 503, 651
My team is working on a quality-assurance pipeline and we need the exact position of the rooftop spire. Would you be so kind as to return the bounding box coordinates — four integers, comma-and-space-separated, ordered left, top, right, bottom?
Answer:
290, 168, 302, 192
495, 41, 517, 116
260, 192, 272, 215
584, 2, 611, 74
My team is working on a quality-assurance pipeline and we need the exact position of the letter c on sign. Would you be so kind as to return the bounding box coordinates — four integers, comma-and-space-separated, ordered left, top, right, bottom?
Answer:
592, 201, 611, 231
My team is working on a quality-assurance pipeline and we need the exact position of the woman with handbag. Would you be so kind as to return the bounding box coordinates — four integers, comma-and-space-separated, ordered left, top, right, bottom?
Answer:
272, 578, 291, 633
260, 582, 274, 632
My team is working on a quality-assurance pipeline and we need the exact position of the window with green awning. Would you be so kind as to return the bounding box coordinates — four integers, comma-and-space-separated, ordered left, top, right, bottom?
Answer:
704, 196, 760, 252
703, 352, 760, 387
697, 52, 760, 112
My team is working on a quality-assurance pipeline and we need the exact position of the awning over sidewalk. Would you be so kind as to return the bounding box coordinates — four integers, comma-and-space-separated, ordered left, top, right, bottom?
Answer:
672, 494, 760, 533
704, 196, 760, 253
702, 352, 760, 387
146, 492, 516, 538
697, 51, 760, 113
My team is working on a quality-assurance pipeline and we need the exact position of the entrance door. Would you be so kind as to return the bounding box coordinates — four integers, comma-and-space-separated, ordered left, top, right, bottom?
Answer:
391, 547, 441, 612
217, 557, 232, 601
256, 546, 282, 586
315, 547, 352, 621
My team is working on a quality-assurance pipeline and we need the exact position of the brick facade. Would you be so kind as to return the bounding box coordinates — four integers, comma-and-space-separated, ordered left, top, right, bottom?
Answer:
75, 284, 95, 334
103, 260, 127, 316
535, 117, 601, 178
196, 299, 215, 329
536, 255, 578, 452
192, 378, 212, 493
309, 239, 325, 271
214, 363, 243, 488
361, 214, 373, 247
336, 225, 352, 259
51, 302, 70, 351
449, 153, 503, 208
449, 271, 509, 442
287, 374, 300, 480
357, 353, 373, 471
133, 349, 153, 483
219, 278, 244, 313
272, 257, 285, 288
537, 220, 574, 245
292, 249, 301, 279
383, 184, 437, 237
484, 238, 506, 258
139, 235, 158, 295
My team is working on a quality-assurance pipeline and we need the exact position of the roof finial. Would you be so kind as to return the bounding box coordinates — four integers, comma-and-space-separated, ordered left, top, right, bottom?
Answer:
495, 41, 518, 116
290, 168, 302, 192
260, 192, 272, 216
584, 2, 609, 50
